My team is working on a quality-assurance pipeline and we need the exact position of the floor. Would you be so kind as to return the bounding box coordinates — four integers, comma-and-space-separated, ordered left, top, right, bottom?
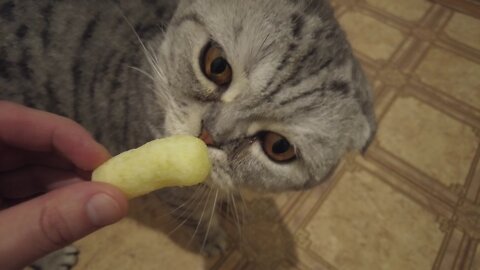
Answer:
74, 0, 480, 269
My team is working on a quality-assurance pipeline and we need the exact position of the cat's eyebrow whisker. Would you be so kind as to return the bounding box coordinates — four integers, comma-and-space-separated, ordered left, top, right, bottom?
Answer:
188, 187, 213, 247
255, 32, 272, 60
147, 43, 167, 79
116, 6, 177, 118
127, 65, 155, 81
201, 189, 219, 252
116, 7, 150, 59
116, 6, 167, 85
145, 44, 168, 85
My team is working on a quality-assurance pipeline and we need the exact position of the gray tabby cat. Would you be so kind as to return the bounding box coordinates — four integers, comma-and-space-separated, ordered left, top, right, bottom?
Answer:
0, 0, 375, 268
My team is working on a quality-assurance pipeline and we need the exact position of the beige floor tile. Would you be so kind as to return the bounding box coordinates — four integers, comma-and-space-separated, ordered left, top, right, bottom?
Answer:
241, 189, 299, 209
415, 47, 480, 109
230, 196, 298, 269
377, 96, 478, 186
339, 10, 405, 61
74, 196, 217, 270
444, 13, 480, 51
74, 219, 209, 270
472, 244, 480, 270
365, 0, 432, 21
303, 170, 444, 270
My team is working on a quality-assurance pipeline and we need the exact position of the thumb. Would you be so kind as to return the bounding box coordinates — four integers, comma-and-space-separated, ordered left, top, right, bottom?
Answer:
0, 182, 128, 270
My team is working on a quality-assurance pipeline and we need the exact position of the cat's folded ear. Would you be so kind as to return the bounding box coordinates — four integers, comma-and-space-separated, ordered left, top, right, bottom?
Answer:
360, 124, 376, 154
351, 61, 377, 155
358, 107, 376, 155
176, 0, 196, 12
297, 162, 340, 190
349, 100, 376, 155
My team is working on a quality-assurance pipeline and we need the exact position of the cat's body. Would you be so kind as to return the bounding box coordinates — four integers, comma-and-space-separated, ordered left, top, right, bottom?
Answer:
1, 0, 177, 154
1, 0, 375, 268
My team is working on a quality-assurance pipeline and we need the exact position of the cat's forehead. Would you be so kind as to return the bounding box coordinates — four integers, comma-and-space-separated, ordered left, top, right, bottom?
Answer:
176, 0, 344, 95
175, 0, 333, 53
181, 0, 296, 55
170, 0, 354, 138
190, 0, 294, 30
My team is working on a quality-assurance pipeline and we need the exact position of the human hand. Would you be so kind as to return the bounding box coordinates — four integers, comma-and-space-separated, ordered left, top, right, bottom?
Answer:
0, 101, 128, 270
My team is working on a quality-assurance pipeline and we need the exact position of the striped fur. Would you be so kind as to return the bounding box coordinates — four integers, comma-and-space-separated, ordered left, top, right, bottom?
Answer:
0, 0, 375, 260
0, 0, 176, 153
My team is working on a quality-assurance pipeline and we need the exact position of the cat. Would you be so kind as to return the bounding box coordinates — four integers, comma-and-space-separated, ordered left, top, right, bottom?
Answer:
0, 0, 376, 268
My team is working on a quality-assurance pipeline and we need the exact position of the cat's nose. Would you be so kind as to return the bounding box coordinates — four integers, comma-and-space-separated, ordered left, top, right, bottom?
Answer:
199, 128, 215, 146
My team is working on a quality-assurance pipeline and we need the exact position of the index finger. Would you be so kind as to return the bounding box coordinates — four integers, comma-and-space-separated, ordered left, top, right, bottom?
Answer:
0, 101, 110, 171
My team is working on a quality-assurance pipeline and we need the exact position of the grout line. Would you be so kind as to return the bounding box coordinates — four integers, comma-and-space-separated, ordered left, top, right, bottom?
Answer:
437, 33, 480, 60
284, 160, 348, 233
458, 238, 475, 270
366, 146, 459, 208
463, 142, 480, 203
404, 82, 480, 127
433, 223, 455, 270
359, 153, 457, 217
463, 239, 479, 270
453, 233, 469, 270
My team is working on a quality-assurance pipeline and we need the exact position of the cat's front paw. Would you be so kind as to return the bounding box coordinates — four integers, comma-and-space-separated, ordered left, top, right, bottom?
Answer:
29, 246, 79, 270
200, 227, 229, 257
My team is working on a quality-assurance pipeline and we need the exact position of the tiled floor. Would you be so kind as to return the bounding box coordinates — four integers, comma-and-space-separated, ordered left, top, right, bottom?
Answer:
74, 0, 480, 269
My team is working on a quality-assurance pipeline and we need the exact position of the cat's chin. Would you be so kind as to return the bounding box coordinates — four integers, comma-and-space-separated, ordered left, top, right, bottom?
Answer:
205, 148, 236, 193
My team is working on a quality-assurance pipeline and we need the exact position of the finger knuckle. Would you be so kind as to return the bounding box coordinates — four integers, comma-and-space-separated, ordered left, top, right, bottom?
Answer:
39, 204, 74, 248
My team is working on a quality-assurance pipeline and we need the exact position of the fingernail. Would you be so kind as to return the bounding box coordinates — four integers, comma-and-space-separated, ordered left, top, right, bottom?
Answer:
86, 193, 123, 226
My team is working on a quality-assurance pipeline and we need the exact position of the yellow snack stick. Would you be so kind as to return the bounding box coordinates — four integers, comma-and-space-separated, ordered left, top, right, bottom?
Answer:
92, 135, 211, 199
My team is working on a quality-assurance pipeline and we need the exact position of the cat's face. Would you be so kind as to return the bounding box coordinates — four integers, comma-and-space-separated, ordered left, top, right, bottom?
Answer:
150, 0, 375, 192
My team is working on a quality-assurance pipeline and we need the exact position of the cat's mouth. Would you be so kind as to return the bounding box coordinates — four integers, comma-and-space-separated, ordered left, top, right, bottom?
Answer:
197, 128, 236, 191
198, 127, 225, 152
203, 144, 235, 192
198, 128, 215, 147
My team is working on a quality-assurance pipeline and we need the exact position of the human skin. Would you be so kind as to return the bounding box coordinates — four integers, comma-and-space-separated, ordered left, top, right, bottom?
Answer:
0, 101, 128, 270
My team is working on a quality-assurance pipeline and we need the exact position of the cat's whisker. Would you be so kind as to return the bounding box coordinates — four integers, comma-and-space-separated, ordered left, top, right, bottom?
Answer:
187, 187, 213, 247
201, 189, 219, 252
146, 123, 163, 139
238, 190, 249, 212
157, 186, 205, 219
238, 190, 248, 226
230, 193, 242, 238
167, 188, 208, 236
224, 192, 230, 218
225, 194, 235, 228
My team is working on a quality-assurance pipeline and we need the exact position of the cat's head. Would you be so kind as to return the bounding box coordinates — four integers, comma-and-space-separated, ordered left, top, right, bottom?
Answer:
150, 0, 375, 192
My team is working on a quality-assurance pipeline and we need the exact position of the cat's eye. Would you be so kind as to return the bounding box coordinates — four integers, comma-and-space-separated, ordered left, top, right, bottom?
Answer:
201, 44, 232, 86
259, 132, 296, 163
